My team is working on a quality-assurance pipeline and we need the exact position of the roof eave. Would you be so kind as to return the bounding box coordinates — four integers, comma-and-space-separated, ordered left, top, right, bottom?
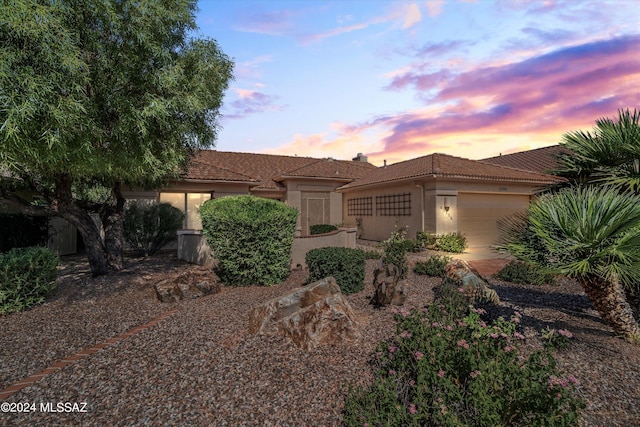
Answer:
275, 175, 355, 183
338, 174, 563, 192
175, 178, 259, 185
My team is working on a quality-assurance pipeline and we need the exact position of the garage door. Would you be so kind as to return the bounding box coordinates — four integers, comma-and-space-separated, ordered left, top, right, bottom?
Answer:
457, 193, 530, 247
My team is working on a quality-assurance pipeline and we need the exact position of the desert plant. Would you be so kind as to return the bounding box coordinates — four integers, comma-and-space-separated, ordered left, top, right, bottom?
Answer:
310, 224, 338, 235
306, 247, 365, 295
123, 203, 184, 256
360, 248, 382, 260
541, 326, 574, 351
498, 185, 640, 341
554, 108, 640, 193
416, 230, 436, 249
200, 195, 298, 286
414, 255, 452, 277
379, 228, 410, 279
0, 247, 59, 314
344, 302, 584, 426
435, 232, 467, 253
496, 260, 556, 286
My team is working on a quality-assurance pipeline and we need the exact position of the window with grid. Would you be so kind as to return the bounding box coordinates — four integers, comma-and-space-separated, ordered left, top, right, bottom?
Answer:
375, 193, 411, 216
347, 197, 373, 216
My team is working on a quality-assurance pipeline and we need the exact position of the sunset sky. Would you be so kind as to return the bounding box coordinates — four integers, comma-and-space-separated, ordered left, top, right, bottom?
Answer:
196, 0, 640, 166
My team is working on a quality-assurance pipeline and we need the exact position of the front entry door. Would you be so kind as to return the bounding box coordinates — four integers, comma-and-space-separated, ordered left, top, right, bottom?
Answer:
301, 192, 330, 235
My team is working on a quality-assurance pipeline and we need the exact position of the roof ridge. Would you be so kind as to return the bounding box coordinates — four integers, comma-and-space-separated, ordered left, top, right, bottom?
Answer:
279, 157, 325, 175
191, 158, 258, 181
474, 158, 561, 179
481, 144, 563, 161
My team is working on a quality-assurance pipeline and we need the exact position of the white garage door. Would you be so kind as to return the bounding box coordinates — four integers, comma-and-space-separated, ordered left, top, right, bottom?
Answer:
457, 193, 530, 247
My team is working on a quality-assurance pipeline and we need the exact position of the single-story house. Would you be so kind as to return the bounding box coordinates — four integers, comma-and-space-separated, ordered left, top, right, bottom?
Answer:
123, 150, 376, 236
2, 146, 566, 254
338, 152, 563, 246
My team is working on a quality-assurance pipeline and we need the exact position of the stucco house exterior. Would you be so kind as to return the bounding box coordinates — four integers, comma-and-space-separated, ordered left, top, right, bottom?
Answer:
338, 152, 563, 247
123, 150, 376, 236
3, 146, 565, 255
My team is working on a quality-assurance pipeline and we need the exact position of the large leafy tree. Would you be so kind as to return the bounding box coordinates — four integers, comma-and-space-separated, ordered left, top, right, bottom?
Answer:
498, 109, 640, 342
0, 0, 233, 275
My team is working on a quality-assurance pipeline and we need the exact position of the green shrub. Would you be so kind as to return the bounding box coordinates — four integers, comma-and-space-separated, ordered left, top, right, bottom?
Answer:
435, 232, 467, 253
0, 213, 49, 252
200, 195, 298, 286
401, 238, 422, 253
414, 255, 452, 277
416, 230, 436, 248
306, 247, 365, 295
310, 224, 338, 235
379, 229, 410, 279
496, 260, 557, 286
360, 248, 382, 260
344, 302, 584, 426
0, 247, 59, 315
123, 203, 184, 256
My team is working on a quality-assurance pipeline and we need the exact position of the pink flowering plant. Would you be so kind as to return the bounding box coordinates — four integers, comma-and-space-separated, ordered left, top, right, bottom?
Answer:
344, 300, 584, 426
541, 326, 574, 350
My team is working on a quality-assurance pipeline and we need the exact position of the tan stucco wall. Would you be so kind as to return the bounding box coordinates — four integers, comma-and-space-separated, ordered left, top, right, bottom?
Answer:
342, 183, 424, 241
289, 227, 357, 269
176, 227, 356, 270
341, 178, 544, 243
283, 179, 349, 236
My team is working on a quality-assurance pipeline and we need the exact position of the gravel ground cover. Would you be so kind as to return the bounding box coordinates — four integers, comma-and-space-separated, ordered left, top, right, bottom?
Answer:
1, 252, 639, 426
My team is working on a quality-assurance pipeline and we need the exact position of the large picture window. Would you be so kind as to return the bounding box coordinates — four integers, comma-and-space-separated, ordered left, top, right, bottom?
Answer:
376, 193, 411, 216
159, 192, 211, 229
347, 197, 373, 216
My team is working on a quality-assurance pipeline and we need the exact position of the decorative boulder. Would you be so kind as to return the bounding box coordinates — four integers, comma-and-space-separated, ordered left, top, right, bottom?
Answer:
154, 271, 220, 303
372, 260, 406, 306
443, 259, 500, 304
248, 276, 362, 351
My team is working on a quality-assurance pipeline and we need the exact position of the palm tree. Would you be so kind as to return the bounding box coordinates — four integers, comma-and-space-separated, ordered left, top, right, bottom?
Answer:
554, 108, 640, 193
499, 186, 640, 341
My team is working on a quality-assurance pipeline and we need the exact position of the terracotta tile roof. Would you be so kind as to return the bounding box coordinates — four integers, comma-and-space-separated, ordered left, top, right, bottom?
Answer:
187, 159, 257, 183
276, 157, 376, 181
185, 150, 375, 190
338, 153, 564, 190
481, 145, 571, 174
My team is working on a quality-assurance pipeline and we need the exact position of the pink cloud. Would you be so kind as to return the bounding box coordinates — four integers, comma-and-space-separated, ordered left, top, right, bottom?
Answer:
226, 89, 284, 119
353, 34, 640, 163
425, 0, 445, 17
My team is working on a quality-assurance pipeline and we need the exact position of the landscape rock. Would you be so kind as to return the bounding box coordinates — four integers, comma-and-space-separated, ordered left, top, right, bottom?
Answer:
443, 259, 500, 304
248, 277, 362, 351
372, 260, 406, 306
154, 271, 220, 303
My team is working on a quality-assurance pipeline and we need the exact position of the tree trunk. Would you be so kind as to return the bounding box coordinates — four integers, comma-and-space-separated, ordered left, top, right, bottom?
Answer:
68, 209, 109, 277
103, 181, 125, 271
581, 276, 640, 342
624, 287, 640, 323
53, 174, 110, 277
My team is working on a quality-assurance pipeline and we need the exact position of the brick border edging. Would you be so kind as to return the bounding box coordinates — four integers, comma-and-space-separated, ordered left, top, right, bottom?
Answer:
0, 308, 179, 400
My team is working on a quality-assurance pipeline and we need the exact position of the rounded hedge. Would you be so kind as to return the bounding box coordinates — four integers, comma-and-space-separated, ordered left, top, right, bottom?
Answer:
310, 224, 338, 235
305, 247, 365, 295
199, 195, 298, 286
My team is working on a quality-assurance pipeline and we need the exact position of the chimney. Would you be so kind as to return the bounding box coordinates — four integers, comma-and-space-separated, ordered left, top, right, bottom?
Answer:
352, 153, 368, 162
383, 159, 387, 168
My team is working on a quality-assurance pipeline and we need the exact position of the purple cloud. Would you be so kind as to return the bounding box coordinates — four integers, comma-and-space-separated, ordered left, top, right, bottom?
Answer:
225, 90, 284, 119
361, 34, 640, 159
